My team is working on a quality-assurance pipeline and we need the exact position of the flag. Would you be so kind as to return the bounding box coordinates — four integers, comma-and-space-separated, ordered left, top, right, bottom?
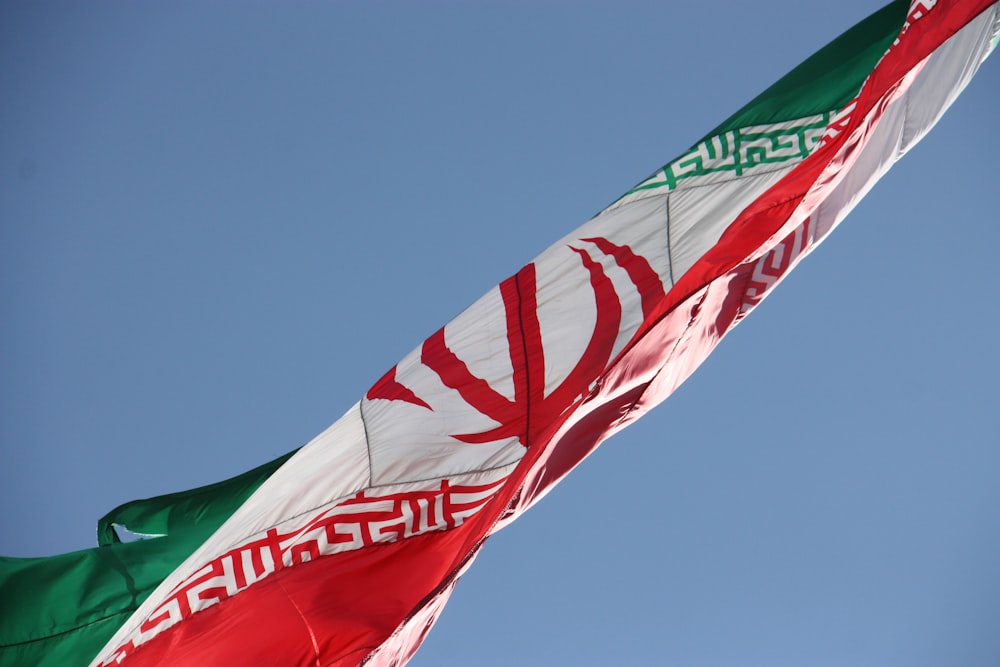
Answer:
1, 2, 996, 665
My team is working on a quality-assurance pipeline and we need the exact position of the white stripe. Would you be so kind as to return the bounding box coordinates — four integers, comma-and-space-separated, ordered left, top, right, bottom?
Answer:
811, 3, 999, 246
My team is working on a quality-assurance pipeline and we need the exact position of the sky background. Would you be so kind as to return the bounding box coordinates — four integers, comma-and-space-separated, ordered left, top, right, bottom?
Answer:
2, 2, 998, 665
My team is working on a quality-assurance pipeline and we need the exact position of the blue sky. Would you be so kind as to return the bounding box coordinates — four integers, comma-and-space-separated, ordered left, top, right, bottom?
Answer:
2, 2, 998, 665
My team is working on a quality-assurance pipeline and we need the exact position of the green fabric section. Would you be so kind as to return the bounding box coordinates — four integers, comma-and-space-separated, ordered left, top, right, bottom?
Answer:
0, 540, 192, 667
0, 450, 295, 667
97, 450, 296, 547
703, 0, 908, 138
613, 1, 909, 207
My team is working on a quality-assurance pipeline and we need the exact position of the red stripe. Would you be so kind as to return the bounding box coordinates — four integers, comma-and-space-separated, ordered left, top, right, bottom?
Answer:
113, 494, 495, 667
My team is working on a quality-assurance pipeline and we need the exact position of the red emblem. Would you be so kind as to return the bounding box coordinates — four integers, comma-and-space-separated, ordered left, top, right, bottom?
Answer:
367, 236, 665, 447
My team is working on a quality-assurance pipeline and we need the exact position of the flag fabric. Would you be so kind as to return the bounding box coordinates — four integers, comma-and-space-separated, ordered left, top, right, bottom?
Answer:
2, 2, 997, 665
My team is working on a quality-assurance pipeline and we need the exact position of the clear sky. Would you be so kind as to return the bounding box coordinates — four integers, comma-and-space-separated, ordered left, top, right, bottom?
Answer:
2, 2, 998, 665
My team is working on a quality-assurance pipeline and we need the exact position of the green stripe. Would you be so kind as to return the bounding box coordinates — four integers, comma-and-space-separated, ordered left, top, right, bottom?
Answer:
96, 450, 297, 547
702, 0, 908, 139
616, 1, 908, 205
0, 451, 294, 667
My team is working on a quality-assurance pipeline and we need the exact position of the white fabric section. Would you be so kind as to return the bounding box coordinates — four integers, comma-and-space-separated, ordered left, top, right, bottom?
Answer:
536, 244, 599, 394
364, 386, 524, 488
442, 285, 516, 401
991, 10, 1000, 54
811, 3, 999, 244
899, 4, 999, 157
668, 165, 794, 280
533, 194, 669, 395
224, 403, 371, 535
364, 286, 525, 486
546, 193, 672, 289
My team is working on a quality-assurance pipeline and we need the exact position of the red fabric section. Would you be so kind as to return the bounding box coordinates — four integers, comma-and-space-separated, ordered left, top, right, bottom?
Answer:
115, 517, 487, 667
516, 272, 747, 508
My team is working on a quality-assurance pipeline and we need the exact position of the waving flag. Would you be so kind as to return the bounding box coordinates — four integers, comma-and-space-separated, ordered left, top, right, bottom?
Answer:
2, 2, 997, 665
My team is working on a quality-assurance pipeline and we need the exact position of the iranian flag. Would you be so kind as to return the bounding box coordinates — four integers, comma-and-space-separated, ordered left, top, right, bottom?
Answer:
2, 2, 997, 665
